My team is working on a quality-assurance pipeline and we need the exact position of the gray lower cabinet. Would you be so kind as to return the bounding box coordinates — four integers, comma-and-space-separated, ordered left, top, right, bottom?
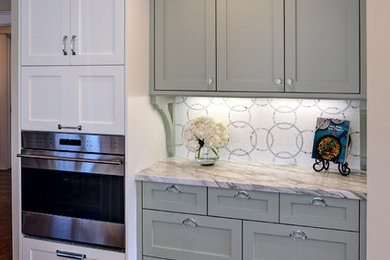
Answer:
143, 209, 242, 260
216, 0, 284, 92
208, 188, 279, 222
285, 0, 360, 93
243, 221, 359, 260
153, 0, 216, 91
280, 194, 360, 231
143, 182, 207, 214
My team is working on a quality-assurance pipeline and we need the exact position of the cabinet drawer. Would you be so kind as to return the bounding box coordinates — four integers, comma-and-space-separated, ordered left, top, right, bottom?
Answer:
143, 182, 207, 214
208, 187, 279, 222
280, 194, 360, 231
243, 221, 359, 260
22, 237, 125, 260
143, 210, 242, 260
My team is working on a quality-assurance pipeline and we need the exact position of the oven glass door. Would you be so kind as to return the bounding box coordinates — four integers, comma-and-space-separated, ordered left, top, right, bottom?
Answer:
22, 167, 124, 224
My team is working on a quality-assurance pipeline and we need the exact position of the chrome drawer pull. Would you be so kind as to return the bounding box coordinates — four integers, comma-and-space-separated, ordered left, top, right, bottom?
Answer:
289, 230, 308, 241
71, 35, 77, 55
182, 218, 198, 228
309, 197, 328, 207
58, 124, 82, 131
234, 191, 250, 200
56, 250, 86, 259
62, 35, 68, 55
165, 184, 181, 193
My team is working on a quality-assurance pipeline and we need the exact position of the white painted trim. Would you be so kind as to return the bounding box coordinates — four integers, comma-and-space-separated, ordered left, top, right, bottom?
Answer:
0, 11, 11, 25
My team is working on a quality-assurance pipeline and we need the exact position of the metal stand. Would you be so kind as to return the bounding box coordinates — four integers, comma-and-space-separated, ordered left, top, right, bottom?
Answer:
313, 158, 351, 176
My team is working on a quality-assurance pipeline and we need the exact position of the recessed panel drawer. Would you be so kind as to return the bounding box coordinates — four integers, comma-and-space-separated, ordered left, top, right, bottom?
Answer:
143, 182, 207, 214
143, 209, 242, 260
208, 187, 279, 222
243, 221, 359, 260
280, 193, 360, 231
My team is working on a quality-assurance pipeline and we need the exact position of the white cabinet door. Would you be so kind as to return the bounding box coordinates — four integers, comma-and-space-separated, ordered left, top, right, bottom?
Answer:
72, 66, 125, 134
21, 67, 73, 132
70, 0, 125, 65
22, 237, 125, 260
21, 0, 71, 65
21, 67, 125, 135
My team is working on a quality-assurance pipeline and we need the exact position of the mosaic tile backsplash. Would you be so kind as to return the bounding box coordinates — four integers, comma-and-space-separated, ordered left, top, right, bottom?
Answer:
175, 97, 361, 170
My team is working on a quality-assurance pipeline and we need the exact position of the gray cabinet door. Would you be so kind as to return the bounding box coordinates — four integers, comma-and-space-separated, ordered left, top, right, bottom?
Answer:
280, 194, 360, 231
208, 188, 279, 222
243, 221, 359, 260
154, 0, 216, 91
217, 0, 284, 92
285, 0, 360, 93
143, 210, 242, 260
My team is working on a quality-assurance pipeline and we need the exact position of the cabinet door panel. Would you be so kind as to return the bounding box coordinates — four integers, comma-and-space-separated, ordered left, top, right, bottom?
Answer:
21, 67, 73, 132
70, 0, 125, 65
285, 0, 360, 93
143, 210, 242, 260
217, 0, 284, 92
21, 0, 71, 65
154, 0, 216, 91
73, 66, 125, 134
243, 221, 359, 260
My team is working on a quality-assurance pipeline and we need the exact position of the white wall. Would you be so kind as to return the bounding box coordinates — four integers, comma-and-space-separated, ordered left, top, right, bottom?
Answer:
367, 1, 390, 259
126, 0, 167, 258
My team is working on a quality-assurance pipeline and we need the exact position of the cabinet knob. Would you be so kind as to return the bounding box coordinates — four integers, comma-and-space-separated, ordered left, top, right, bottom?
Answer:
309, 197, 327, 207
165, 184, 181, 193
275, 78, 282, 86
286, 78, 294, 86
233, 191, 251, 200
62, 35, 68, 56
289, 230, 308, 240
182, 218, 198, 228
207, 77, 214, 86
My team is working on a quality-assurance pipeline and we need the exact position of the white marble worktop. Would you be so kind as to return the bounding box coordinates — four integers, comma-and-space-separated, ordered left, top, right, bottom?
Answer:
135, 157, 367, 200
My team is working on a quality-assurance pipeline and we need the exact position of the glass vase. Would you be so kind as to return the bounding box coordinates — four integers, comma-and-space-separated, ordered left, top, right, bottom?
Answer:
195, 146, 219, 166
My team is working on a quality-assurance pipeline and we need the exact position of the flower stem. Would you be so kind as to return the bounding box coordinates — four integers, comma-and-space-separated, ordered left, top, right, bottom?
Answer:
211, 147, 218, 156
198, 146, 201, 158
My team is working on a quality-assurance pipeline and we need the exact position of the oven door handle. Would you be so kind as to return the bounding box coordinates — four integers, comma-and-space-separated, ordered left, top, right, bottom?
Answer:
17, 154, 124, 165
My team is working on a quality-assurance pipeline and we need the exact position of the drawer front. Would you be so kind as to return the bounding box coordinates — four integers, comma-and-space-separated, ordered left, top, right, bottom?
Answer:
143, 210, 242, 260
243, 221, 359, 260
143, 182, 207, 214
208, 187, 279, 222
280, 194, 360, 231
22, 237, 125, 260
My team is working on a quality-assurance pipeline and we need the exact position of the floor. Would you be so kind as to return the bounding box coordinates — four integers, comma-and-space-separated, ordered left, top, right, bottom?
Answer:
0, 169, 12, 260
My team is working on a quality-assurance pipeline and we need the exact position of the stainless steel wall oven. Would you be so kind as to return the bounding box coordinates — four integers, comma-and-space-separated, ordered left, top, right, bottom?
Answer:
18, 131, 125, 249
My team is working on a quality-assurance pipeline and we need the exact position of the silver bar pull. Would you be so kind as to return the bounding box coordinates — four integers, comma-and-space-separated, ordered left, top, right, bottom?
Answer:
309, 197, 328, 207
62, 35, 68, 55
289, 230, 308, 240
165, 184, 181, 193
71, 35, 77, 55
56, 250, 86, 259
58, 124, 82, 131
182, 218, 198, 228
234, 190, 251, 200
17, 154, 124, 165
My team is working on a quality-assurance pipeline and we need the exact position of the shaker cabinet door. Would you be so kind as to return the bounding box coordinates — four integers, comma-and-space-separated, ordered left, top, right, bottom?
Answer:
21, 0, 71, 65
243, 221, 359, 260
217, 0, 284, 92
21, 67, 73, 132
154, 0, 216, 91
285, 0, 360, 93
70, 0, 125, 65
71, 66, 125, 135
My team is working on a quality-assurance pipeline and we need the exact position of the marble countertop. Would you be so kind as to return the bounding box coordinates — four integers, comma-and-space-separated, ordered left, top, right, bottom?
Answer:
135, 157, 367, 200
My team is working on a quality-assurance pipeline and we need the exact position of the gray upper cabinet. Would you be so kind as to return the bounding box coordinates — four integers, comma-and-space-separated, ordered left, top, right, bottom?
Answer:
154, 0, 216, 91
217, 0, 284, 92
285, 0, 360, 93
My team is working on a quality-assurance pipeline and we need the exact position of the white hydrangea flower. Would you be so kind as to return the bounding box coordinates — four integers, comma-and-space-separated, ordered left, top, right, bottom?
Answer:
183, 116, 229, 152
